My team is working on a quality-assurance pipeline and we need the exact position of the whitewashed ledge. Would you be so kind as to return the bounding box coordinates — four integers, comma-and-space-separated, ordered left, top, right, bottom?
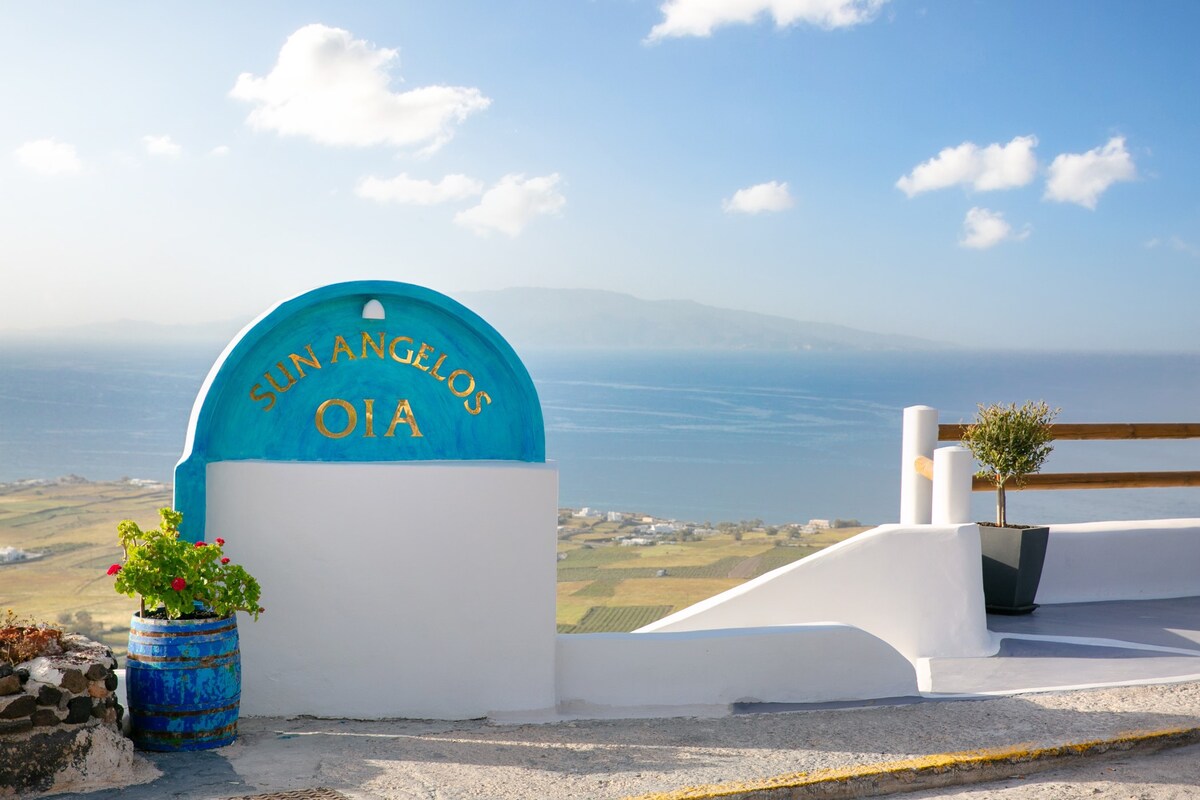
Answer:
639, 524, 996, 663
1038, 519, 1200, 605
556, 624, 918, 716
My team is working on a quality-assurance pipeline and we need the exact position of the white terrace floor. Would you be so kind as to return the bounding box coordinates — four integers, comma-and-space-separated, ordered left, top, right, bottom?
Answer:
928, 596, 1200, 697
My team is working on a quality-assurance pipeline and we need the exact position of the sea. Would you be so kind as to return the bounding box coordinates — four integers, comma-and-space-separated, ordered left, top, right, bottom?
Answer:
2, 342, 1200, 526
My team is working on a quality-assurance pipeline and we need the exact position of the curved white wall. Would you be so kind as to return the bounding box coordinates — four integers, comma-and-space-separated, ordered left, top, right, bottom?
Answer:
1037, 519, 1200, 604
558, 624, 917, 713
639, 524, 995, 661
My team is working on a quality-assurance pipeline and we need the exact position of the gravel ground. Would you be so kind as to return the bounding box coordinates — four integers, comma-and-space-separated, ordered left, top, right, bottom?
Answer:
61, 681, 1200, 800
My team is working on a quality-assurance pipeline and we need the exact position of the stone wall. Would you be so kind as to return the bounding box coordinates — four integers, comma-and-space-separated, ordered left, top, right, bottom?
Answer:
0, 633, 149, 797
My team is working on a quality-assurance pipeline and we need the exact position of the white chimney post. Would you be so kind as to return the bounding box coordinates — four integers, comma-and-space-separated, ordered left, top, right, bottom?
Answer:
900, 405, 938, 524
932, 445, 974, 525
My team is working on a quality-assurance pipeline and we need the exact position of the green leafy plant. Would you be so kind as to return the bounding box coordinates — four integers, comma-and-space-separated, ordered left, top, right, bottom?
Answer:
961, 401, 1060, 527
109, 507, 263, 621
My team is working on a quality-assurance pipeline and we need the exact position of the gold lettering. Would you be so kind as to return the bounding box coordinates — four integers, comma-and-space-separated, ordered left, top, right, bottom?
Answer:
331, 335, 356, 363
361, 331, 386, 359
465, 390, 492, 416
315, 398, 356, 438
428, 353, 448, 381
388, 336, 414, 364
264, 362, 298, 393
289, 344, 321, 378
411, 343, 435, 372
249, 383, 276, 411
384, 399, 423, 438
363, 398, 376, 438
447, 369, 475, 398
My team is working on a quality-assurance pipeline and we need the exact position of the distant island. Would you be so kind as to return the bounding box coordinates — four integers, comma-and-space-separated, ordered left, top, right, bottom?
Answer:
0, 287, 946, 353
455, 288, 948, 352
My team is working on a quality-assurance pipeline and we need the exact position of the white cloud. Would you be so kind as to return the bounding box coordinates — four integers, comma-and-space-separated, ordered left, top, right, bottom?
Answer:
454, 173, 565, 237
1147, 235, 1200, 258
13, 139, 82, 175
723, 180, 794, 214
648, 0, 888, 40
356, 173, 483, 205
1173, 237, 1200, 258
1044, 136, 1135, 209
209, 145, 231, 157
959, 207, 1029, 250
897, 135, 1038, 197
230, 23, 490, 153
143, 135, 182, 158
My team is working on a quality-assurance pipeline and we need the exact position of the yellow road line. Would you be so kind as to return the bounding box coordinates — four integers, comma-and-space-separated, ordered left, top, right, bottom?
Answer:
624, 726, 1200, 800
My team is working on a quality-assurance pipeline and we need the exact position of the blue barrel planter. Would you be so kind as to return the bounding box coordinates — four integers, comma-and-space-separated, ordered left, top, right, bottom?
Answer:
125, 613, 241, 751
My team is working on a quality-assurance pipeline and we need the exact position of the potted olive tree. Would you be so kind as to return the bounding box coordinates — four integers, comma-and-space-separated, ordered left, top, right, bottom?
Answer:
961, 401, 1059, 614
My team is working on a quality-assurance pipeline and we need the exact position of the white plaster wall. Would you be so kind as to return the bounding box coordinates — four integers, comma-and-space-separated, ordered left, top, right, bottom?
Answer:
638, 524, 995, 661
1037, 519, 1200, 604
557, 625, 917, 712
207, 460, 558, 719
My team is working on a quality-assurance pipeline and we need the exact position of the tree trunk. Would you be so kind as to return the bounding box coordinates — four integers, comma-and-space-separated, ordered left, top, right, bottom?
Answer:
996, 481, 1007, 527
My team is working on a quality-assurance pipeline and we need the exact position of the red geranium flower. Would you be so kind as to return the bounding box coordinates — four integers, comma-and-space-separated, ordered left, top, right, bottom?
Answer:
195, 541, 207, 547
215, 538, 225, 546
221, 557, 230, 564
171, 577, 187, 591
106, 563, 122, 575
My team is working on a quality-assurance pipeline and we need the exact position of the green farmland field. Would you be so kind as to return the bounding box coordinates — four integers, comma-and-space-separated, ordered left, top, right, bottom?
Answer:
0, 480, 171, 660
555, 517, 864, 633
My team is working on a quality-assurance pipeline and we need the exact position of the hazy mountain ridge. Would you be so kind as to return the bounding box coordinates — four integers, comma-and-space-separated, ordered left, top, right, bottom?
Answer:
455, 288, 946, 351
0, 288, 946, 352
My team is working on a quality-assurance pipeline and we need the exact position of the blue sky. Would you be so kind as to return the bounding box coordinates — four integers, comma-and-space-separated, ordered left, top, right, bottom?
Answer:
2, 1, 1197, 349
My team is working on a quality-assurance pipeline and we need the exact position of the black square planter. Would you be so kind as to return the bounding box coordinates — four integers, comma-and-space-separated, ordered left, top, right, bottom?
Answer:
979, 524, 1049, 615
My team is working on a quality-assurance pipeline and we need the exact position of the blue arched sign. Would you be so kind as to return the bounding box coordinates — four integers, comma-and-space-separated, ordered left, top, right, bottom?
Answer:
174, 281, 545, 540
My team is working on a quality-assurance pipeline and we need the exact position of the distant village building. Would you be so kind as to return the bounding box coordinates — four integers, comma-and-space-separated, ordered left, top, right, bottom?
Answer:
606, 511, 626, 523
0, 547, 24, 563
0, 546, 37, 564
574, 507, 602, 519
124, 478, 165, 489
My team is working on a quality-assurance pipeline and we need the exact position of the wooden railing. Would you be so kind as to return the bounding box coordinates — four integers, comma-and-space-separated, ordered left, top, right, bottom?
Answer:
934, 423, 1200, 492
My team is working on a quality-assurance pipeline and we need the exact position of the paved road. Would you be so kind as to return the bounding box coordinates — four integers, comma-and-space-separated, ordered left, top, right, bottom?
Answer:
901, 740, 1200, 800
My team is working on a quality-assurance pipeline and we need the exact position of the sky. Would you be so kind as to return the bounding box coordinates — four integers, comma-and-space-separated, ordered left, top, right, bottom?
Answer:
1, 1, 1198, 350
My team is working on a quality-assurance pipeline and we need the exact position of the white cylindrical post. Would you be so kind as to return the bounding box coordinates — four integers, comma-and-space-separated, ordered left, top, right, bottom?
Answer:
900, 405, 939, 525
932, 445, 974, 525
